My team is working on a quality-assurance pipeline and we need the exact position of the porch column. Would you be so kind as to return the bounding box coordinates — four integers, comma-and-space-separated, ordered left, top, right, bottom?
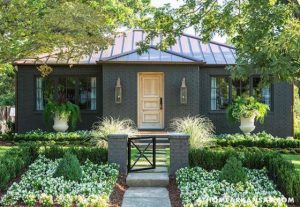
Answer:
169, 133, 190, 175
108, 134, 128, 174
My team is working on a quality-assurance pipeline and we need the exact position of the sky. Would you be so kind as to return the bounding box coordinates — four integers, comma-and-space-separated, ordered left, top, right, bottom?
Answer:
151, 0, 227, 43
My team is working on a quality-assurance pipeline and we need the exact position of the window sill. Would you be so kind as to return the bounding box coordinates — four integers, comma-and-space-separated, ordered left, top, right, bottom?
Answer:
208, 110, 226, 114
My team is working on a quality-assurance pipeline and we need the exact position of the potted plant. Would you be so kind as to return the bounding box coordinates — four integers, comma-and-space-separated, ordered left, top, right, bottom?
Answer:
44, 99, 80, 132
226, 96, 269, 135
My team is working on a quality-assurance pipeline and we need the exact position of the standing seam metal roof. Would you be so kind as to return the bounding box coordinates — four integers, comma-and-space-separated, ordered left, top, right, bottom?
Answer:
14, 29, 236, 65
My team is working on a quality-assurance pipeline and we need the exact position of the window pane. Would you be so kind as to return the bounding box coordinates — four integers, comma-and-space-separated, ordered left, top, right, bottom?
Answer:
36, 76, 96, 111
232, 80, 249, 99
211, 77, 230, 110
252, 77, 271, 107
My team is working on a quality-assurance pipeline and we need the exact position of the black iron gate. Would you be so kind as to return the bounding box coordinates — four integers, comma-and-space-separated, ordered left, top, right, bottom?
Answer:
128, 136, 156, 172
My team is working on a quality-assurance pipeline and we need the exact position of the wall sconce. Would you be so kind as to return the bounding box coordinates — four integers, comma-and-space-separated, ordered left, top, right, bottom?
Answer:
115, 77, 122, 104
180, 77, 187, 104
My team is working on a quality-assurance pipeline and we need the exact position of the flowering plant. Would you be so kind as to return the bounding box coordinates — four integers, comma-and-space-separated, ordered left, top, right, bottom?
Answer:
1, 156, 119, 206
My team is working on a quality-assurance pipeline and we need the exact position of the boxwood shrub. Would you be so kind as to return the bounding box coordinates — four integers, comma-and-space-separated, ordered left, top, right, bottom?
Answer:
189, 147, 300, 204
7, 129, 92, 142
0, 144, 39, 190
40, 144, 108, 164
215, 132, 300, 148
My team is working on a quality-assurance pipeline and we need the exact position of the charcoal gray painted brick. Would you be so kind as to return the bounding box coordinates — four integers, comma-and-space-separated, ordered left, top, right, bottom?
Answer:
169, 134, 189, 175
102, 64, 200, 129
108, 134, 128, 174
16, 65, 102, 133
16, 63, 293, 137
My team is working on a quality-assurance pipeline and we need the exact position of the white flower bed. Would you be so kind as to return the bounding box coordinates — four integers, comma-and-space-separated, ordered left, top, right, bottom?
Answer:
1, 156, 119, 206
176, 167, 287, 207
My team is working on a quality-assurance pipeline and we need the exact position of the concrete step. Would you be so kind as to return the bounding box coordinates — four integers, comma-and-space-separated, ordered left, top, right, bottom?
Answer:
121, 187, 171, 207
126, 172, 169, 187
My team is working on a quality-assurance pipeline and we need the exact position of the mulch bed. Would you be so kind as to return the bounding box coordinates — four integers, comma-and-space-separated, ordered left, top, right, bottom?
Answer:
168, 176, 183, 207
109, 174, 128, 207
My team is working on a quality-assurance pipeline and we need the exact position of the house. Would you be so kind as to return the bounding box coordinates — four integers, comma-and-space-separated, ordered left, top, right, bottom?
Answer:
14, 29, 293, 137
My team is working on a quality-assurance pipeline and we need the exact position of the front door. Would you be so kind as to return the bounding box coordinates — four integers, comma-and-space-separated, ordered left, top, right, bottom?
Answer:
138, 72, 164, 129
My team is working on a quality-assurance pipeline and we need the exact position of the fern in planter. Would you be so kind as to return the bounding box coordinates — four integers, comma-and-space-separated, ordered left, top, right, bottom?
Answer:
226, 96, 269, 124
44, 100, 80, 131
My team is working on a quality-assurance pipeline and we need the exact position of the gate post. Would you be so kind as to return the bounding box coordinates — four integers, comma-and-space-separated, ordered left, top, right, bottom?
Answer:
169, 133, 190, 175
108, 134, 128, 174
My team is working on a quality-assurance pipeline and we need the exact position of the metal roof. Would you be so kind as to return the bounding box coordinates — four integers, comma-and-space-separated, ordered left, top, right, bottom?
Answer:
14, 29, 236, 65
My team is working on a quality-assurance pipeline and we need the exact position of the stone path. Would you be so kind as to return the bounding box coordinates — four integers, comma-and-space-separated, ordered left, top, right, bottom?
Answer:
121, 167, 171, 207
121, 187, 171, 207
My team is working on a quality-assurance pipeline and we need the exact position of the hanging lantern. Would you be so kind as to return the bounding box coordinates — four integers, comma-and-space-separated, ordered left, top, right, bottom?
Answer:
180, 77, 187, 104
115, 77, 122, 104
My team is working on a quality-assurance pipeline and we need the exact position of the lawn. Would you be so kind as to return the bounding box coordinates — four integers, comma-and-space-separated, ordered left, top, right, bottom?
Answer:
282, 154, 300, 174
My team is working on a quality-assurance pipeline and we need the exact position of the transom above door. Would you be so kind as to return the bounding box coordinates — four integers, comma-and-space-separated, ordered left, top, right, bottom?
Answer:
138, 72, 164, 129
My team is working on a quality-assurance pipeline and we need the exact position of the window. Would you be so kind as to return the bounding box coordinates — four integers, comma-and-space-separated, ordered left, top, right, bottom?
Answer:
232, 79, 249, 99
210, 76, 272, 111
36, 76, 97, 111
211, 77, 230, 110
252, 77, 272, 107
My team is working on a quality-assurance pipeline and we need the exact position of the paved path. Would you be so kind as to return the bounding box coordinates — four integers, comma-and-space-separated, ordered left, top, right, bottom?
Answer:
121, 187, 171, 207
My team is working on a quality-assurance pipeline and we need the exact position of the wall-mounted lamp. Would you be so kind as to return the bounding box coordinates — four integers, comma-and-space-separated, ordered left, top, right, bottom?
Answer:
115, 77, 122, 104
180, 77, 187, 104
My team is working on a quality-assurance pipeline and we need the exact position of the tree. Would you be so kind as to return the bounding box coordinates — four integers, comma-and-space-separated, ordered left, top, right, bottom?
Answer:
0, 0, 151, 105
0, 64, 15, 105
0, 0, 151, 63
140, 0, 300, 83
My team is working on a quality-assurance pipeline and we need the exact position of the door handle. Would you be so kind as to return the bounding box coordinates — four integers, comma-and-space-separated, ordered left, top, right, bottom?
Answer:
160, 97, 163, 110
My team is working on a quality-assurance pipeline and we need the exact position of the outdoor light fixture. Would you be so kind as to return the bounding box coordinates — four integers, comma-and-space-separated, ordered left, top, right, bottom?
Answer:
180, 77, 187, 104
115, 77, 122, 104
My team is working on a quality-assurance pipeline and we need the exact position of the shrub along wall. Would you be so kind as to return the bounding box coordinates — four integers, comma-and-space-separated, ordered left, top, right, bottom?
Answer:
189, 147, 300, 204
0, 144, 108, 191
215, 132, 300, 148
1, 130, 92, 142
0, 144, 39, 191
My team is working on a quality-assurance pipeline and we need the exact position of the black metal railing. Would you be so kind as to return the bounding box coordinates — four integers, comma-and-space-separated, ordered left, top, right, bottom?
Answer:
128, 136, 156, 172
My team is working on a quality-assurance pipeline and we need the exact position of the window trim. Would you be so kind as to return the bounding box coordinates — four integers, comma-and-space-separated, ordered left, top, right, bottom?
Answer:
34, 75, 98, 113
210, 75, 230, 111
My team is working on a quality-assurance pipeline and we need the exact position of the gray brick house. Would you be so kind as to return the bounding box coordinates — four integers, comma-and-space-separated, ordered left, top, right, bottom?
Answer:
14, 29, 294, 137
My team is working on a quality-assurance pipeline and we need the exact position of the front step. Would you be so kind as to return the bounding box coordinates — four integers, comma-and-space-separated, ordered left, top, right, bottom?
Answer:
126, 172, 169, 187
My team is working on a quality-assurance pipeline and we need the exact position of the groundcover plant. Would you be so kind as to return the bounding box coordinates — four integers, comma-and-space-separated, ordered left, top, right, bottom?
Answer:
176, 167, 287, 207
1, 156, 119, 206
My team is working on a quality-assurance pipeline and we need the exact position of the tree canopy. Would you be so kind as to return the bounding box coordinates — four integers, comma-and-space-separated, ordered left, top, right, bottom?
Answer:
0, 0, 151, 63
140, 0, 300, 83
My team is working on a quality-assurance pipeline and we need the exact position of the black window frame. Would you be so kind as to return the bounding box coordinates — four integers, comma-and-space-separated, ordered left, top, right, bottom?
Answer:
34, 75, 97, 112
210, 75, 273, 112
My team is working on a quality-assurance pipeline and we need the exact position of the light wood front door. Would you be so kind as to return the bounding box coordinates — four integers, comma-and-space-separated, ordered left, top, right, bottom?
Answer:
138, 73, 164, 129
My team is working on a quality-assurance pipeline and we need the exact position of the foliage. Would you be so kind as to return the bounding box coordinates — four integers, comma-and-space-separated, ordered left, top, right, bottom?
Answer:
189, 147, 300, 203
53, 152, 82, 182
44, 100, 80, 131
1, 156, 119, 206
176, 167, 286, 207
170, 116, 215, 149
215, 132, 300, 148
92, 117, 137, 148
219, 156, 248, 184
41, 145, 108, 164
0, 144, 39, 190
11, 129, 92, 142
140, 0, 300, 83
226, 96, 269, 123
0, 64, 15, 106
0, 0, 151, 64
294, 85, 300, 136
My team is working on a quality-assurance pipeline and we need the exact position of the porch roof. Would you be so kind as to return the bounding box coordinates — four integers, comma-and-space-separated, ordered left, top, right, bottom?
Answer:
14, 29, 236, 65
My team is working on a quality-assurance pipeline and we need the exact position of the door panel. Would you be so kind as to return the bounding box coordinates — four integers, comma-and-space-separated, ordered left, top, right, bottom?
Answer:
138, 73, 164, 129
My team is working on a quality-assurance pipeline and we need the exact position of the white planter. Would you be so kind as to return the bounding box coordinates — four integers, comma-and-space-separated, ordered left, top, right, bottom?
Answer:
239, 115, 256, 135
53, 115, 69, 132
